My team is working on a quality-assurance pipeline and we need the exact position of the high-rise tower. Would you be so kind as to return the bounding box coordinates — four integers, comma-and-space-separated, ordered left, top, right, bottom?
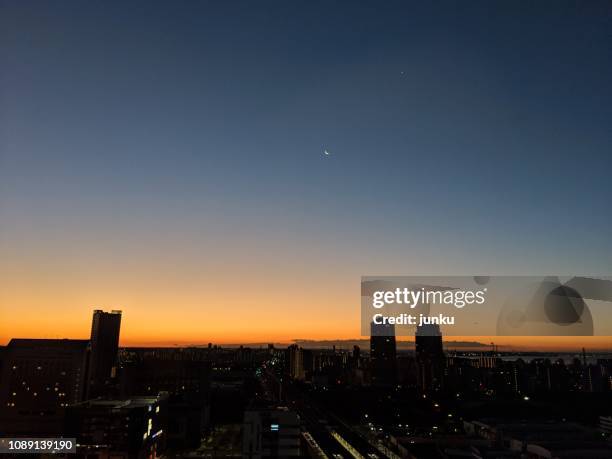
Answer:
415, 323, 445, 393
370, 321, 397, 386
87, 309, 122, 398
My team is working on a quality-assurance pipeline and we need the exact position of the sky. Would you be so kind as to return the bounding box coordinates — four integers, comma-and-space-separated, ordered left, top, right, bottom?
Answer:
1, 1, 611, 348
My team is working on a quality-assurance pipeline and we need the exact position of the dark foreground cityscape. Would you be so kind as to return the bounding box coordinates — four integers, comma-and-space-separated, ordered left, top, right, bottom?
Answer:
0, 310, 611, 459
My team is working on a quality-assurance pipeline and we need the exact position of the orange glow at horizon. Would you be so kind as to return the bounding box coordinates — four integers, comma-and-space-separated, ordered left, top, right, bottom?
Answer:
1, 303, 611, 351
1, 248, 611, 351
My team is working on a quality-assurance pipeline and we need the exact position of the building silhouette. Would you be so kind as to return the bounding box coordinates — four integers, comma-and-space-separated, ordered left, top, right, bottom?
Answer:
243, 405, 300, 458
0, 338, 90, 434
415, 323, 445, 393
288, 345, 305, 381
370, 321, 397, 386
119, 350, 211, 449
87, 310, 122, 398
65, 393, 167, 459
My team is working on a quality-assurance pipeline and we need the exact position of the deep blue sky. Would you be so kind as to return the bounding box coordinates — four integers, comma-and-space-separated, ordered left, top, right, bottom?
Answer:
1, 1, 611, 341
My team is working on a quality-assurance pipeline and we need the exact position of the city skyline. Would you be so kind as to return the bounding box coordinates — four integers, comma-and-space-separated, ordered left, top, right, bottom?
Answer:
2, 307, 612, 351
2, 309, 610, 457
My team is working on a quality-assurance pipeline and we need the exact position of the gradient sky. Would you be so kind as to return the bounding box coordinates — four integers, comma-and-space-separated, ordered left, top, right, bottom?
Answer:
1, 1, 611, 347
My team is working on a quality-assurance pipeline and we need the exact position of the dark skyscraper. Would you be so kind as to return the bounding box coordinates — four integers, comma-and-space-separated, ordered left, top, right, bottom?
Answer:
87, 310, 122, 398
370, 321, 397, 386
288, 344, 305, 381
415, 323, 445, 393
